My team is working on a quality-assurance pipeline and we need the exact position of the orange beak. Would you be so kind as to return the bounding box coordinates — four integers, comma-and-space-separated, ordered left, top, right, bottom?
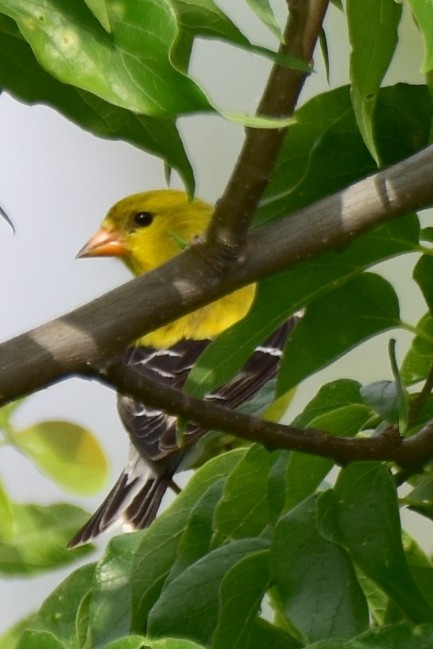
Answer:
76, 227, 127, 258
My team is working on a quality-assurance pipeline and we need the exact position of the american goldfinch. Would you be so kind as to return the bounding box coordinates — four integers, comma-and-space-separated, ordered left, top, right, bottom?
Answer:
69, 190, 294, 547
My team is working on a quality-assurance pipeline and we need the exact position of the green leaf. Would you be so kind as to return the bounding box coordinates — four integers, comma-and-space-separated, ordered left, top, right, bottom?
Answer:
334, 462, 433, 623
83, 0, 110, 31
0, 503, 92, 575
0, 0, 211, 116
401, 314, 433, 386
130, 450, 244, 628
0, 615, 35, 649
212, 444, 277, 545
13, 420, 109, 495
285, 402, 372, 513
245, 0, 283, 40
414, 255, 433, 314
22, 563, 96, 646
104, 637, 150, 649
354, 623, 433, 649
16, 630, 66, 649
347, 0, 402, 163
403, 533, 433, 610
213, 550, 270, 649
0, 478, 14, 541
86, 533, 143, 648
147, 538, 269, 644
360, 380, 401, 424
278, 272, 401, 393
0, 13, 195, 191
406, 0, 433, 72
105, 639, 206, 649
172, 0, 250, 47
271, 495, 368, 644
403, 475, 433, 521
167, 479, 224, 581
294, 379, 365, 427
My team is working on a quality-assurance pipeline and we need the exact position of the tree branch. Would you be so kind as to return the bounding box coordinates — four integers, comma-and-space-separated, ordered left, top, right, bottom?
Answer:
1, 143, 433, 404
206, 0, 329, 262
98, 357, 409, 466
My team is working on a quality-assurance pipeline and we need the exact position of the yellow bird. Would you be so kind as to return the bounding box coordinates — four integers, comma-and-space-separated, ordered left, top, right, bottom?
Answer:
69, 189, 293, 547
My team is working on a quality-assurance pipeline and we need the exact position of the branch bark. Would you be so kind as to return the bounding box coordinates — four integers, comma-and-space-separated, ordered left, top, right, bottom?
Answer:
1, 143, 433, 403
206, 0, 329, 257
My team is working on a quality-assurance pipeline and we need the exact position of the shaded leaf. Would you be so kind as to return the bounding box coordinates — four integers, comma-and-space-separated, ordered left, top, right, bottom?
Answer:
334, 462, 433, 622
212, 444, 277, 545
278, 273, 401, 393
271, 495, 368, 644
213, 550, 270, 649
147, 538, 269, 644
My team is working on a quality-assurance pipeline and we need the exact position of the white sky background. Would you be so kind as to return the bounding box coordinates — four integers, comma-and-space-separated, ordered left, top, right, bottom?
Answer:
0, 2, 429, 633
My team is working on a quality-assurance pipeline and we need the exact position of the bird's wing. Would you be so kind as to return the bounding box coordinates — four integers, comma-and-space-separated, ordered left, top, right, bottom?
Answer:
118, 318, 297, 458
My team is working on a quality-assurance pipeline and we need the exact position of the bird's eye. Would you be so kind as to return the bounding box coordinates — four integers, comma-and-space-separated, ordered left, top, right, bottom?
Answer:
133, 211, 153, 227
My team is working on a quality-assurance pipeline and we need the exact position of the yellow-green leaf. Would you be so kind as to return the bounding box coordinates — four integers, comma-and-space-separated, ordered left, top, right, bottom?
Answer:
14, 420, 109, 495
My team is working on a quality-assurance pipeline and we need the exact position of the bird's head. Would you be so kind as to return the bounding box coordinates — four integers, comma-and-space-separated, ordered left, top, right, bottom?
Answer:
77, 189, 213, 275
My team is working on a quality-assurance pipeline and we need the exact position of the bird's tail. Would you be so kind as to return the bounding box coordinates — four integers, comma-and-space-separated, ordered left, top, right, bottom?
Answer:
68, 453, 171, 548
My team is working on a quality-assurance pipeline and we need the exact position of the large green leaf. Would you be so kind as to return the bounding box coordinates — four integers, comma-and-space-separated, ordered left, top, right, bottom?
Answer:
20, 563, 96, 647
147, 537, 269, 644
0, 0, 211, 116
212, 444, 278, 544
13, 420, 109, 496
84, 533, 143, 649
278, 272, 401, 393
271, 495, 368, 644
333, 462, 433, 623
347, 0, 402, 162
212, 549, 270, 649
0, 14, 195, 190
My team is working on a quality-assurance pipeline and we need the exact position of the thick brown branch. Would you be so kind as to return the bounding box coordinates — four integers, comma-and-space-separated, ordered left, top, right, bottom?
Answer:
206, 0, 330, 262
1, 143, 433, 403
